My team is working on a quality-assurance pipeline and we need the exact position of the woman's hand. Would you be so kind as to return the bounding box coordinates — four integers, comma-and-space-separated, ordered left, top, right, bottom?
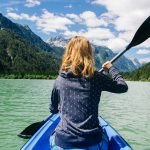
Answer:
102, 61, 112, 72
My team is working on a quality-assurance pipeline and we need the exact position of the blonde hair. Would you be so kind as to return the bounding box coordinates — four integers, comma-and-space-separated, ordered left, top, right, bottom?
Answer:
61, 36, 95, 78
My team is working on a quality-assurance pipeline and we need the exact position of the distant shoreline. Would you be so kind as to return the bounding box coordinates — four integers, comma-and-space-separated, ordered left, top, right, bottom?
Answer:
0, 74, 57, 80
123, 77, 150, 82
125, 79, 150, 82
0, 74, 149, 82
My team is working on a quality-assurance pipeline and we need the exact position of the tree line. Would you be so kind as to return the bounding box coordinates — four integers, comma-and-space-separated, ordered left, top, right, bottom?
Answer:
123, 62, 150, 81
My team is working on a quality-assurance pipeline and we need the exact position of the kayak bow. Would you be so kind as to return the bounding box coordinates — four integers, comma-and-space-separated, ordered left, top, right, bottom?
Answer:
21, 114, 132, 150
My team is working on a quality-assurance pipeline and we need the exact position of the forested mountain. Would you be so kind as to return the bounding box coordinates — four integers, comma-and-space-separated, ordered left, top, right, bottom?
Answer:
124, 62, 150, 81
0, 29, 59, 78
0, 13, 53, 52
0, 13, 60, 78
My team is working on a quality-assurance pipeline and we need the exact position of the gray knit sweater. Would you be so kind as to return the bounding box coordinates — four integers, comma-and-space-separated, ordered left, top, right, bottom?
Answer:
50, 67, 128, 148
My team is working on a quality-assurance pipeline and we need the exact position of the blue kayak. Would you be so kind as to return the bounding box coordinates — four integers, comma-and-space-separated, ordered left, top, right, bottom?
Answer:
21, 114, 132, 150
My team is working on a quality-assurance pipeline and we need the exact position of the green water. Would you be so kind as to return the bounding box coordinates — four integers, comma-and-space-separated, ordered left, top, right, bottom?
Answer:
0, 80, 150, 150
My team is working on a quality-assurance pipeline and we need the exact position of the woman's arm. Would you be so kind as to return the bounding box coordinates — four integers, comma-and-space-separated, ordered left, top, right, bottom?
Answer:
49, 86, 60, 114
99, 61, 128, 93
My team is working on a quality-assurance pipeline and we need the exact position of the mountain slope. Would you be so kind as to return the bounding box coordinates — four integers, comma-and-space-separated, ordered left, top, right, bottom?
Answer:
93, 45, 136, 72
124, 62, 150, 81
0, 29, 59, 76
129, 58, 142, 69
0, 13, 53, 52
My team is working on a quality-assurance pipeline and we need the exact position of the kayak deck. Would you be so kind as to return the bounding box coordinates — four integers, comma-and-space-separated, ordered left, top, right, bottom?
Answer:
21, 114, 132, 150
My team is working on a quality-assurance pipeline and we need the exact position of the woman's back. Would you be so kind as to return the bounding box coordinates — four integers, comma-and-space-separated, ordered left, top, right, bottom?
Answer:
50, 70, 128, 149
53, 70, 103, 148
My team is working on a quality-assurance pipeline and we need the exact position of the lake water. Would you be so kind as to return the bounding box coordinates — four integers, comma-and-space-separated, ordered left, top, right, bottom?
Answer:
0, 79, 150, 150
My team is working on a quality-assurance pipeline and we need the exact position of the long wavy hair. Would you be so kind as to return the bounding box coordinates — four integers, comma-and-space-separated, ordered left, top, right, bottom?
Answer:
61, 36, 95, 78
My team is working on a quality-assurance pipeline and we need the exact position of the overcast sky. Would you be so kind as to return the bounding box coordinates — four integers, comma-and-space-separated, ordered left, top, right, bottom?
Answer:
0, 0, 150, 63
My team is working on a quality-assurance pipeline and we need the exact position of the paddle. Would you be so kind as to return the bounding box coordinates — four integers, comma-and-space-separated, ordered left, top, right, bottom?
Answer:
18, 114, 53, 139
18, 16, 150, 139
99, 16, 150, 72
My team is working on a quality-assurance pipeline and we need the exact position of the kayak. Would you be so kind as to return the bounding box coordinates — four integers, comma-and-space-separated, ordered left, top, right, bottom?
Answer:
21, 113, 132, 150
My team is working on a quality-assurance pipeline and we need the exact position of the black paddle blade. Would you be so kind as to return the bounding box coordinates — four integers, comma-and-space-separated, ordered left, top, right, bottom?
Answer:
18, 121, 45, 139
126, 16, 150, 50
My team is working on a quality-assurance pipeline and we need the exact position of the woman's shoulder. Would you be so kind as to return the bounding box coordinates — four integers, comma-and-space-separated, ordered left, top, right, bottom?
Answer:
93, 70, 104, 78
93, 70, 110, 82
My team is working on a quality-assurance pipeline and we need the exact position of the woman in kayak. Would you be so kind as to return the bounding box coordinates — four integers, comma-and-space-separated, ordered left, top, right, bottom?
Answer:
50, 36, 128, 149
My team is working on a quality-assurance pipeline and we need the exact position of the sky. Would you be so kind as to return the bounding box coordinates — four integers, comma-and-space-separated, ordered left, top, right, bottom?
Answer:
0, 0, 150, 63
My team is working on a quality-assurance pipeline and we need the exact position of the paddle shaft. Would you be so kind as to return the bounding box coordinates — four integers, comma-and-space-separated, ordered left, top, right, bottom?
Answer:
99, 47, 129, 72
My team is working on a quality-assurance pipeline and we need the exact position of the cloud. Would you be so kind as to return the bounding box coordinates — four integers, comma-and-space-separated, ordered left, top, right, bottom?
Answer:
136, 49, 150, 55
7, 12, 37, 21
6, 3, 149, 53
7, 9, 74, 33
118, 31, 133, 42
6, 7, 18, 13
64, 27, 114, 40
36, 9, 74, 33
136, 39, 150, 49
103, 38, 128, 52
82, 28, 114, 40
66, 13, 82, 23
63, 25, 128, 52
91, 0, 150, 51
7, 12, 22, 20
80, 11, 108, 27
64, 11, 127, 51
139, 58, 150, 64
92, 0, 150, 31
64, 30, 79, 37
0, 1, 22, 8
63, 27, 122, 51
25, 0, 40, 7
64, 4, 72, 8
100, 12, 118, 25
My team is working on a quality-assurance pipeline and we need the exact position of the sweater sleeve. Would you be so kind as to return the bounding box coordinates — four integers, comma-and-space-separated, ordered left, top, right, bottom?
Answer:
49, 84, 60, 114
99, 67, 128, 93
